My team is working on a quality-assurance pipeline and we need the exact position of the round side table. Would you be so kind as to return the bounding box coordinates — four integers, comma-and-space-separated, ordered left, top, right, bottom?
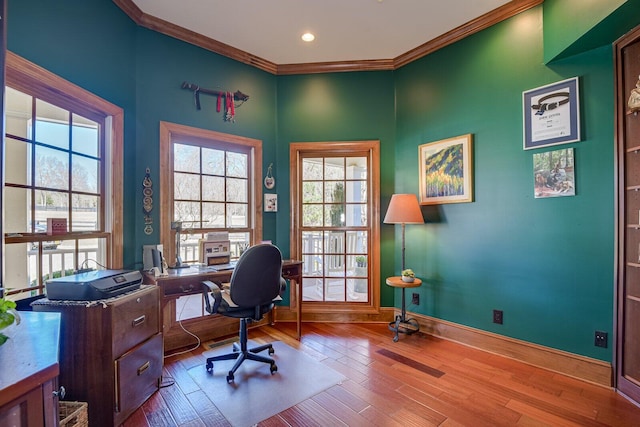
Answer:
386, 276, 422, 342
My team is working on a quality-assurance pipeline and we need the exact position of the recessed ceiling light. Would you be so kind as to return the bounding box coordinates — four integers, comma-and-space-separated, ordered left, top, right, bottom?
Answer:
301, 33, 315, 42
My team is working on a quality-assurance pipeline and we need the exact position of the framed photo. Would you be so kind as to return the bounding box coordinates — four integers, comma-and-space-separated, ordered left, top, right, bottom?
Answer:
523, 77, 580, 150
533, 147, 575, 198
264, 193, 278, 212
418, 134, 473, 205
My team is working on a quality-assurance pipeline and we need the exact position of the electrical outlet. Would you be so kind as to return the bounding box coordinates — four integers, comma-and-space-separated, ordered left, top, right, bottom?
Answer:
493, 309, 503, 324
595, 331, 608, 348
412, 293, 419, 305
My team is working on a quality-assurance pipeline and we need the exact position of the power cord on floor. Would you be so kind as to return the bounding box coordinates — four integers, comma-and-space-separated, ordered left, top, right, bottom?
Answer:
162, 318, 202, 359
160, 376, 175, 388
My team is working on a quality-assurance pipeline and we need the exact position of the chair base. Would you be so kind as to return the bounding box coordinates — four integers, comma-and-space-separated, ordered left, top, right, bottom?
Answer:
205, 318, 278, 383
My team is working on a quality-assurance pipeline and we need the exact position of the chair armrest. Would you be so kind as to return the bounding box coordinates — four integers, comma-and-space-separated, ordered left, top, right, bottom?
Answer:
202, 280, 222, 314
279, 277, 287, 295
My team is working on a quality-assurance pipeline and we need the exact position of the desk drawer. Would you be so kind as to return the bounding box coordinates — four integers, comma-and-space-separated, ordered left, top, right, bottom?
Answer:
112, 287, 159, 357
114, 333, 162, 425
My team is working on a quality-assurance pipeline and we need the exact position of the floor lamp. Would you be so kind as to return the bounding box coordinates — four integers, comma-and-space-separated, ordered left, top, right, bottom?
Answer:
383, 193, 424, 341
383, 193, 424, 271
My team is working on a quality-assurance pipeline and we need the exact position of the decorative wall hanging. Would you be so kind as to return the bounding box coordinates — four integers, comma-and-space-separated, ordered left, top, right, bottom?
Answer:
142, 168, 153, 235
181, 81, 249, 122
523, 77, 580, 150
533, 147, 575, 198
265, 194, 278, 212
418, 134, 473, 205
264, 163, 275, 189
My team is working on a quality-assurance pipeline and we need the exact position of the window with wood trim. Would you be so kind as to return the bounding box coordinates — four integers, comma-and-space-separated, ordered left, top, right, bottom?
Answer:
2, 53, 124, 301
158, 122, 263, 269
290, 141, 380, 311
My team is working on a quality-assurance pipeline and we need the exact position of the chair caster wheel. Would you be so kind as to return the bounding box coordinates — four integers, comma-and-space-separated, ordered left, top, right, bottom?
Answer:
268, 347, 275, 355
226, 372, 234, 383
270, 363, 278, 375
206, 361, 213, 373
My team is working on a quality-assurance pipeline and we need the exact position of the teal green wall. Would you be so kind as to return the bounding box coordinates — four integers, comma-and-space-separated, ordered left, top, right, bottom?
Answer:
543, 0, 639, 62
275, 72, 396, 305
7, 0, 639, 360
396, 6, 616, 360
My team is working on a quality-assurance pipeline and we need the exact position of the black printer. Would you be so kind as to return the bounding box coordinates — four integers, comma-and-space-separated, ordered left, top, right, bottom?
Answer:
45, 269, 142, 301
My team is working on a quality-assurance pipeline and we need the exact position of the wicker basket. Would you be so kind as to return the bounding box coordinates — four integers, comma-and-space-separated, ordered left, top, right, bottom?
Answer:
59, 401, 88, 427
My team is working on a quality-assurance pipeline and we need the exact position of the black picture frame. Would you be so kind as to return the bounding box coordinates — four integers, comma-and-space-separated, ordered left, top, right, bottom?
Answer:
523, 77, 580, 150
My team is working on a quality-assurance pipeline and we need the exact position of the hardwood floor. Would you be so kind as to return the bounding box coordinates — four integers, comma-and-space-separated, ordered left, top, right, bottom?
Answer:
125, 322, 640, 426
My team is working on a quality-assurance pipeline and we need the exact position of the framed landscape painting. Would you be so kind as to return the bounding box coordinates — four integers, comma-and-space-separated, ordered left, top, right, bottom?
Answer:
418, 134, 473, 205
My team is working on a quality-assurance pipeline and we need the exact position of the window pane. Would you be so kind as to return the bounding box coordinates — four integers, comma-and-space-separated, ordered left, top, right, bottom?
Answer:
4, 187, 29, 234
346, 204, 367, 226
302, 277, 323, 301
5, 87, 32, 138
346, 231, 368, 254
325, 157, 344, 180
72, 195, 99, 231
229, 232, 250, 258
174, 172, 200, 200
302, 158, 323, 180
35, 190, 68, 223
347, 279, 368, 302
226, 152, 247, 178
5, 137, 30, 186
325, 204, 345, 227
324, 181, 344, 203
174, 143, 200, 173
72, 154, 99, 193
35, 146, 69, 190
346, 180, 367, 203
202, 202, 225, 227
72, 114, 99, 158
302, 205, 323, 227
202, 148, 224, 175
34, 103, 70, 149
227, 178, 247, 203
227, 204, 247, 228
346, 157, 367, 179
302, 181, 322, 203
202, 176, 225, 201
174, 201, 200, 223
325, 278, 345, 301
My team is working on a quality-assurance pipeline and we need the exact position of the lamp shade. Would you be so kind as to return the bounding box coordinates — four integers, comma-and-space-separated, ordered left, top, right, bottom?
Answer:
383, 194, 424, 224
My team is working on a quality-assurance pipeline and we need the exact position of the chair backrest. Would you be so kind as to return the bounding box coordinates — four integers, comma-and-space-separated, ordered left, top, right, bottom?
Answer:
229, 244, 283, 308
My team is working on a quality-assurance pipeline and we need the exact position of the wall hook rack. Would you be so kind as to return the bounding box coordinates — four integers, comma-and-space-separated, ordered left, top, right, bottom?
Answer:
181, 81, 249, 122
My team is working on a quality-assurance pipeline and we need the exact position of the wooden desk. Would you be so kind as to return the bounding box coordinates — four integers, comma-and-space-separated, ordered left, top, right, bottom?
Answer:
144, 260, 303, 352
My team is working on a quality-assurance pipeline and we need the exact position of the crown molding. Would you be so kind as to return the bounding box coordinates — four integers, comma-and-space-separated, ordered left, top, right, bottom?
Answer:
113, 0, 543, 75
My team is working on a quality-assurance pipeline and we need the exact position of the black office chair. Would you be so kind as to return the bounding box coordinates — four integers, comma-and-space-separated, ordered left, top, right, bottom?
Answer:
202, 244, 286, 383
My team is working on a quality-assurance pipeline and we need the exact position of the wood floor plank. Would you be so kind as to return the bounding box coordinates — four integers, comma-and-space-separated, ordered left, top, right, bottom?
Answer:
122, 322, 640, 426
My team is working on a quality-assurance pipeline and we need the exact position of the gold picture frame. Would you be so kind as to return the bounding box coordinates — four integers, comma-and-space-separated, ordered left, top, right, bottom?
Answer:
418, 134, 473, 205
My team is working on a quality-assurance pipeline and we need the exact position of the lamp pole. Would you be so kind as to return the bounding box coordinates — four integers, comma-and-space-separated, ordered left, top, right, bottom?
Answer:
401, 222, 406, 272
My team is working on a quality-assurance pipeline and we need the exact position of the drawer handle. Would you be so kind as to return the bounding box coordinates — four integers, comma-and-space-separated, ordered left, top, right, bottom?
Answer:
53, 386, 66, 399
137, 361, 150, 376
180, 284, 194, 293
132, 315, 146, 327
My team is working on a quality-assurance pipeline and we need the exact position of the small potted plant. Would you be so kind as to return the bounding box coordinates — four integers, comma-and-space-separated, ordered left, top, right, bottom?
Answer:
401, 269, 415, 283
0, 298, 20, 346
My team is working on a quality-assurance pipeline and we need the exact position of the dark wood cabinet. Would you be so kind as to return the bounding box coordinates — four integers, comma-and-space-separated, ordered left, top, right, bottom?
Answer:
615, 24, 640, 406
32, 285, 163, 426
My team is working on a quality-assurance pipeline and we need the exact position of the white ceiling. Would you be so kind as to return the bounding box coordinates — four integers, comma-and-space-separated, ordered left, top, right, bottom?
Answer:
130, 0, 512, 65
